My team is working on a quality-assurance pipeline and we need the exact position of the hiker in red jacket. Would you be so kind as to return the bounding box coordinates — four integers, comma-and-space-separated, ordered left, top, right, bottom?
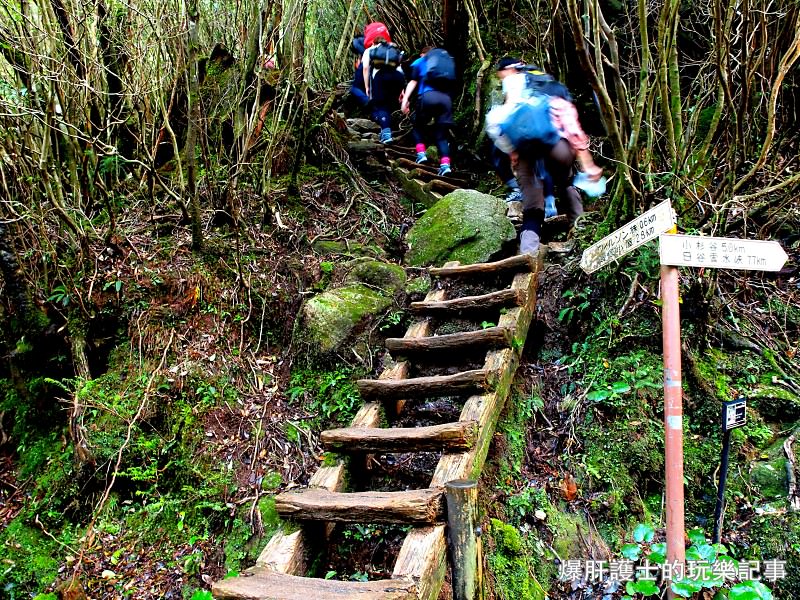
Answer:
360, 23, 405, 144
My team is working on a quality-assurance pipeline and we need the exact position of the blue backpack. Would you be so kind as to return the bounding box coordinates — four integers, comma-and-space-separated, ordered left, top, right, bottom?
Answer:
423, 48, 456, 90
500, 96, 560, 149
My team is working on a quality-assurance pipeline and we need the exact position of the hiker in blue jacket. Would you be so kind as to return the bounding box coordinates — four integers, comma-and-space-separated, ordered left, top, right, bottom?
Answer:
400, 47, 455, 176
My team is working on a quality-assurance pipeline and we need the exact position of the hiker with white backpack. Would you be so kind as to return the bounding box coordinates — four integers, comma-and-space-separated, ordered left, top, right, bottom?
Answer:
486, 57, 604, 254
400, 46, 456, 176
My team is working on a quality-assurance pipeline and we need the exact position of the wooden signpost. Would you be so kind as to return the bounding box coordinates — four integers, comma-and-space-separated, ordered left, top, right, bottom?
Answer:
583, 205, 789, 598
580, 199, 675, 273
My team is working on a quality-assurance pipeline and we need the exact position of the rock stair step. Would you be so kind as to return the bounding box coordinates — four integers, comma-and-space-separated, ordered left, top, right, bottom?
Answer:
274, 487, 445, 524
410, 288, 523, 315
320, 421, 478, 453
385, 326, 513, 356
212, 568, 416, 599
357, 369, 494, 402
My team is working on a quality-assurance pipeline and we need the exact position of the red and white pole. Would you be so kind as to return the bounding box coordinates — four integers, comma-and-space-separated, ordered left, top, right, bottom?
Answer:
661, 257, 685, 596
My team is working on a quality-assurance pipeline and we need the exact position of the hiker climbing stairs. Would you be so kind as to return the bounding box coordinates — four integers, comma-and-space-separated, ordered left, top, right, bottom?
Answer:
212, 250, 544, 600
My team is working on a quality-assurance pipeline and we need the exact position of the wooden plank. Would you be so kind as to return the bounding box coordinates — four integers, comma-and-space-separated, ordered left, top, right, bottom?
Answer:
274, 488, 445, 524
212, 568, 416, 600
410, 288, 522, 315
393, 526, 448, 600
357, 370, 493, 402
320, 421, 478, 453
428, 253, 536, 277
385, 326, 512, 356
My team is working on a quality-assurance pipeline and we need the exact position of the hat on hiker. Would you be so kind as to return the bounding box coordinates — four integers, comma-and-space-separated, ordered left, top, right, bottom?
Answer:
495, 56, 522, 71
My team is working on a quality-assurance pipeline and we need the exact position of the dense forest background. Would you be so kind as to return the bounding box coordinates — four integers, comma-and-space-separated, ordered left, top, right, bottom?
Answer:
1, 0, 799, 598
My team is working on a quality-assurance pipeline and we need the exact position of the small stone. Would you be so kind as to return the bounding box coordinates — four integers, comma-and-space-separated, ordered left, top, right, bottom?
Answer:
534, 509, 547, 521
101, 569, 116, 579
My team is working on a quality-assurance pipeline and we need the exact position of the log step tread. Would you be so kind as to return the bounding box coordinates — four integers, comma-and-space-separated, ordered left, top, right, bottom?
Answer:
321, 421, 478, 453
429, 254, 536, 277
212, 568, 415, 599
357, 369, 493, 402
275, 487, 445, 524
411, 287, 523, 314
385, 326, 513, 356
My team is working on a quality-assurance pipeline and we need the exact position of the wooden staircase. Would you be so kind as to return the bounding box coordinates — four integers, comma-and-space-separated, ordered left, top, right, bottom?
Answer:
212, 252, 543, 600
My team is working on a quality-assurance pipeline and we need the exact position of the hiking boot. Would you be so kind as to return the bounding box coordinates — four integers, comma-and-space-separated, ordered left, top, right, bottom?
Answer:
544, 195, 557, 219
415, 151, 429, 164
379, 128, 393, 144
438, 163, 452, 177
519, 229, 541, 255
505, 188, 522, 203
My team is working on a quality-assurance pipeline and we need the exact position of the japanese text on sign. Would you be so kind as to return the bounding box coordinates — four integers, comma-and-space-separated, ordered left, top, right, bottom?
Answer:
581, 200, 675, 274
659, 234, 789, 272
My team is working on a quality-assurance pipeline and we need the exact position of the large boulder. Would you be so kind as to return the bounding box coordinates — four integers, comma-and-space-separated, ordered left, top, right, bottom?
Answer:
299, 284, 392, 356
405, 189, 516, 266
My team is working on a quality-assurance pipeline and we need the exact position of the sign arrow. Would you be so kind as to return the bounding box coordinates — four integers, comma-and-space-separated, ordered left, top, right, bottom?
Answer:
581, 200, 675, 274
659, 234, 789, 271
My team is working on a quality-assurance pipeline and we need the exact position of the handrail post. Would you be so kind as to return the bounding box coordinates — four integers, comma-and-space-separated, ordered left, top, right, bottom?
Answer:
446, 479, 480, 600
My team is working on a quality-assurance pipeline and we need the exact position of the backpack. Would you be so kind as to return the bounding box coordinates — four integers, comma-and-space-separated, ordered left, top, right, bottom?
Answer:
364, 22, 392, 48
370, 41, 403, 69
423, 48, 456, 90
499, 96, 560, 150
522, 67, 573, 101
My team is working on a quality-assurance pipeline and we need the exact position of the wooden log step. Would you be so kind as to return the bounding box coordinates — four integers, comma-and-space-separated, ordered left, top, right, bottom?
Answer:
274, 487, 445, 524
394, 157, 470, 184
385, 326, 513, 356
429, 253, 536, 277
212, 568, 416, 599
424, 179, 460, 195
321, 421, 478, 453
410, 287, 523, 315
357, 369, 493, 402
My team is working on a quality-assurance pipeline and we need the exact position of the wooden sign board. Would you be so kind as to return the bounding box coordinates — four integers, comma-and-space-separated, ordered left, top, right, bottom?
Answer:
659, 234, 788, 271
581, 200, 675, 274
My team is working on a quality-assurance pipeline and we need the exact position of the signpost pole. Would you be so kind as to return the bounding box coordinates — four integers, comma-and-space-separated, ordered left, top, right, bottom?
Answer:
713, 428, 732, 544
661, 260, 685, 593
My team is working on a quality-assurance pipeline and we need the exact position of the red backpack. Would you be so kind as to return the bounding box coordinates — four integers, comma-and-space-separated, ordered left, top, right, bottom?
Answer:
364, 22, 391, 48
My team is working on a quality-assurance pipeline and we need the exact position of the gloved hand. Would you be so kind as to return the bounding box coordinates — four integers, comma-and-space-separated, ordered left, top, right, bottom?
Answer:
573, 172, 607, 198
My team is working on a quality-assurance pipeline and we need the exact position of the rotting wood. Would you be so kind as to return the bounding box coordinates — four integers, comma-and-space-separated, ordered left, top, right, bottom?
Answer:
429, 253, 535, 277
393, 526, 448, 600
410, 288, 523, 315
212, 568, 416, 600
386, 326, 512, 356
445, 480, 479, 600
357, 369, 494, 402
321, 421, 478, 453
274, 488, 446, 524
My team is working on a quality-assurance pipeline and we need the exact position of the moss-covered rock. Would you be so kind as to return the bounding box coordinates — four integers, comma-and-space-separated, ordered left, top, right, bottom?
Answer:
749, 434, 793, 499
344, 258, 406, 295
300, 284, 392, 354
405, 189, 516, 267
312, 239, 386, 259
